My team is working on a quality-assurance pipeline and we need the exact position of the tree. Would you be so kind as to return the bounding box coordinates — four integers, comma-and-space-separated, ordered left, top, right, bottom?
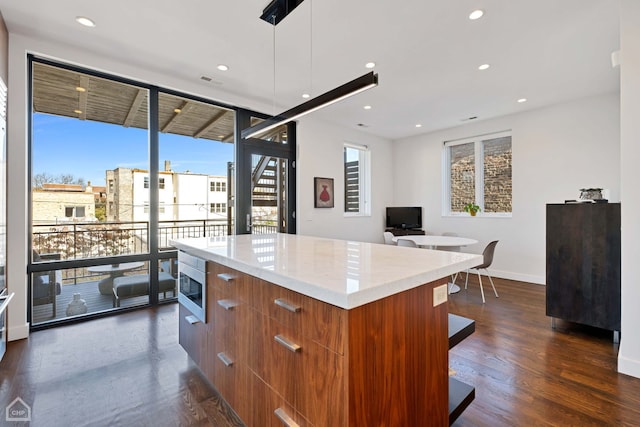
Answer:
95, 204, 106, 222
32, 173, 86, 189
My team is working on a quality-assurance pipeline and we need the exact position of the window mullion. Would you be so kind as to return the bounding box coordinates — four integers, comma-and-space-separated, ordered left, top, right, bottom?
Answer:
442, 146, 452, 215
475, 140, 484, 211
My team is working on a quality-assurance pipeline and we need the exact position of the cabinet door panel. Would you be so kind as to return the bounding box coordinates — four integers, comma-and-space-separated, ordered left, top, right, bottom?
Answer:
250, 314, 345, 426
210, 287, 249, 364
248, 373, 312, 427
252, 279, 346, 354
213, 345, 249, 423
208, 261, 251, 303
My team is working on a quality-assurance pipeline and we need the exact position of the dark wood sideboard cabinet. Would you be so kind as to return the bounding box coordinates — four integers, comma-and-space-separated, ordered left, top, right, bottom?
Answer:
546, 203, 621, 333
386, 228, 426, 236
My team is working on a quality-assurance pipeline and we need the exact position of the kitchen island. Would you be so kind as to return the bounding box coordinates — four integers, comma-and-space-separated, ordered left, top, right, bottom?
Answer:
172, 233, 482, 426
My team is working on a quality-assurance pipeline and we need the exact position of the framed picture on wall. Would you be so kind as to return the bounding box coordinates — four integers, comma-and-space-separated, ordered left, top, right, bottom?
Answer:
314, 177, 334, 208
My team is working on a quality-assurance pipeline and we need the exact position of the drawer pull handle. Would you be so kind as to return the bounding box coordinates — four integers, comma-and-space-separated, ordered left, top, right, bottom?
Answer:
217, 299, 237, 310
217, 352, 234, 367
274, 335, 301, 353
185, 315, 200, 325
274, 298, 301, 313
217, 273, 235, 282
274, 408, 300, 427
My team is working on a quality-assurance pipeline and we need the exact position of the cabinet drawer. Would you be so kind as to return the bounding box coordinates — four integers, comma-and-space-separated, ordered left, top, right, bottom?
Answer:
207, 261, 251, 303
178, 304, 207, 366
212, 345, 249, 423
248, 373, 312, 427
249, 311, 345, 426
251, 279, 346, 354
210, 290, 249, 366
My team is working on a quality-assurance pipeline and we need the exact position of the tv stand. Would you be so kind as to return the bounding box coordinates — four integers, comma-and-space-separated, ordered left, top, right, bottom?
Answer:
387, 228, 425, 236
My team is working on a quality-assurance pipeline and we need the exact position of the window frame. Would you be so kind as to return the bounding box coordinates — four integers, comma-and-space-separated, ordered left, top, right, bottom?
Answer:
442, 130, 512, 218
343, 142, 371, 217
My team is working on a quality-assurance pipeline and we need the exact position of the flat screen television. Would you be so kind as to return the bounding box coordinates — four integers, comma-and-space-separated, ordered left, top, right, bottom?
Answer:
386, 206, 422, 230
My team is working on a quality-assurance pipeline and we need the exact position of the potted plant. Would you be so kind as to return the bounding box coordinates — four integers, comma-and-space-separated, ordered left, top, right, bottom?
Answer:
463, 202, 480, 216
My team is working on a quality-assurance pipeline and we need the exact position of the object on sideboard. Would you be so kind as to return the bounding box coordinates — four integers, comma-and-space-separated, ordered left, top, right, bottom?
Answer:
579, 188, 603, 201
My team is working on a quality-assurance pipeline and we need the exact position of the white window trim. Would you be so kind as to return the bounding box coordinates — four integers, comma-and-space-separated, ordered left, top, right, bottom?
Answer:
344, 142, 371, 217
442, 130, 512, 218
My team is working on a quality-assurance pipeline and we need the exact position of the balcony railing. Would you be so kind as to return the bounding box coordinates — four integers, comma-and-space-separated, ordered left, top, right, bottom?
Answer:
33, 219, 277, 261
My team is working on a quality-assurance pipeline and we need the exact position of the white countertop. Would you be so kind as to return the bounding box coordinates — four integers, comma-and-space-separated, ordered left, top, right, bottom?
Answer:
171, 233, 483, 309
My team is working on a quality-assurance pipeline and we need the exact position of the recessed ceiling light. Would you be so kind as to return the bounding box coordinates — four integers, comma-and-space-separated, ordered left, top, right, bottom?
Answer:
174, 108, 182, 113
217, 64, 229, 71
365, 62, 376, 69
364, 105, 372, 110
478, 64, 490, 70
75, 86, 86, 92
517, 98, 527, 103
415, 124, 422, 128
469, 10, 484, 20
74, 109, 82, 114
302, 93, 310, 99
75, 16, 96, 27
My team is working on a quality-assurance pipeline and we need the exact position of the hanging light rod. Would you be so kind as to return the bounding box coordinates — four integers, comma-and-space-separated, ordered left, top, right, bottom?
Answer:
241, 71, 379, 139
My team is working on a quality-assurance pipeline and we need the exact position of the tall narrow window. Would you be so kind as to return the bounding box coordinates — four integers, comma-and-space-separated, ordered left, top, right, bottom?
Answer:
444, 131, 512, 215
344, 143, 370, 216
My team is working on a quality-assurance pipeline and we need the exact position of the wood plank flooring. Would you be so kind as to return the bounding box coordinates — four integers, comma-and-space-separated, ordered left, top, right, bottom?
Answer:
449, 276, 640, 427
1, 276, 639, 426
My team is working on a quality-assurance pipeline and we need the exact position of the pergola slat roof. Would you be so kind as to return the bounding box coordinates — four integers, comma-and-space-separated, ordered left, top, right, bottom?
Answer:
32, 62, 236, 143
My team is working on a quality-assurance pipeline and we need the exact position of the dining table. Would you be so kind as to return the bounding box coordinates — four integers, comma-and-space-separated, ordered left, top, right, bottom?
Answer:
392, 235, 479, 293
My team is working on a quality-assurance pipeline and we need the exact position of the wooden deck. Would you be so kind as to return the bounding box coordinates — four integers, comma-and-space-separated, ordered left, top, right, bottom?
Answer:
32, 279, 176, 324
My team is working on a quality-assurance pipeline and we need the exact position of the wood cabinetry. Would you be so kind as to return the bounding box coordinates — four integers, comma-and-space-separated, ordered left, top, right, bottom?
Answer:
179, 259, 451, 426
546, 203, 621, 332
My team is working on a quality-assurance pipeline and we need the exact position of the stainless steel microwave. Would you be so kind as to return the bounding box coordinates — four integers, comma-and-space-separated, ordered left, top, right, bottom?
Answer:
177, 251, 206, 323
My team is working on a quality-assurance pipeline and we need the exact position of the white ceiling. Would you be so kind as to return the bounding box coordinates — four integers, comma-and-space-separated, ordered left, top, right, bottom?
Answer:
0, 0, 621, 140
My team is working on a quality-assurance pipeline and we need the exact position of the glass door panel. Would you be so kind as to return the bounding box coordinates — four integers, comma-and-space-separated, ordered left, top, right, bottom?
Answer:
251, 154, 288, 234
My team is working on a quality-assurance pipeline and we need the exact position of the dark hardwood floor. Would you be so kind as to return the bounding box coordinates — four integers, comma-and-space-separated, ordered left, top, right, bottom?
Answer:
449, 276, 640, 427
1, 276, 639, 426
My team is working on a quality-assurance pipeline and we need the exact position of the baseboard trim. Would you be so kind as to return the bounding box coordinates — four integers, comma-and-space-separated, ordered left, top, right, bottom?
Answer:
618, 347, 640, 379
8, 322, 30, 341
484, 269, 545, 285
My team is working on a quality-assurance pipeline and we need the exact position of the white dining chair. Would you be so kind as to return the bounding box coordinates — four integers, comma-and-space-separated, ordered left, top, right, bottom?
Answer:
383, 231, 396, 245
397, 238, 417, 248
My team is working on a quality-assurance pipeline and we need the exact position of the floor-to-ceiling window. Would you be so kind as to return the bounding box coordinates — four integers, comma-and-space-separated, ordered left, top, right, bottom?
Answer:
27, 58, 251, 327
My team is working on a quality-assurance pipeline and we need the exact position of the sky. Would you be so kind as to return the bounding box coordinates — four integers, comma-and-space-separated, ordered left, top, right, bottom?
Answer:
32, 113, 234, 187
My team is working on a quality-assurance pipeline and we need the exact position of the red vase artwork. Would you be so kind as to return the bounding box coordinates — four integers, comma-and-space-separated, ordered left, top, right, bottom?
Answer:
319, 185, 330, 202
314, 177, 334, 208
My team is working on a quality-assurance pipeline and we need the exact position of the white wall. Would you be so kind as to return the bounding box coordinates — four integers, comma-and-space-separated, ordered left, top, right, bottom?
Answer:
296, 117, 394, 243
393, 93, 620, 284
618, 0, 640, 379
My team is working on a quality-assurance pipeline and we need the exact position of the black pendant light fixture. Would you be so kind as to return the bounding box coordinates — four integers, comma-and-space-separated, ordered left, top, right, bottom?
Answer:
242, 0, 379, 140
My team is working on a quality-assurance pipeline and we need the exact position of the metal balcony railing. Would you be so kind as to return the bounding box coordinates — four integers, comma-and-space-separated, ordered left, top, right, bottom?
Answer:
32, 219, 278, 261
